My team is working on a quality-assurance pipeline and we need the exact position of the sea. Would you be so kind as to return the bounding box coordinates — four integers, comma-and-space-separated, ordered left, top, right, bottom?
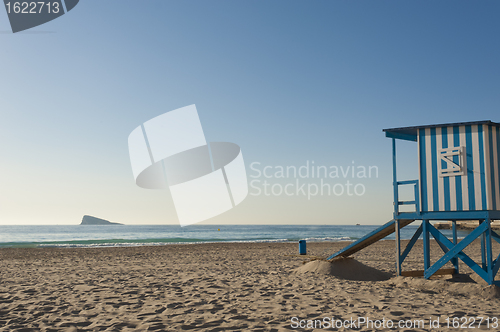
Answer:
0, 224, 471, 249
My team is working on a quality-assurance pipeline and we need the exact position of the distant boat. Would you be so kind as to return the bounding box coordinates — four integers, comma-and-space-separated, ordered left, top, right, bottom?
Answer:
356, 223, 361, 226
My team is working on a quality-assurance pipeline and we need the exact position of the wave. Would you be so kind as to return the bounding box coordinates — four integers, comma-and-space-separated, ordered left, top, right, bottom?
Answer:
0, 236, 356, 249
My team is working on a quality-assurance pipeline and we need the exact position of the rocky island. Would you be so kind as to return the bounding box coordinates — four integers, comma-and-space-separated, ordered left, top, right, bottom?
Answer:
80, 215, 123, 225
434, 220, 500, 230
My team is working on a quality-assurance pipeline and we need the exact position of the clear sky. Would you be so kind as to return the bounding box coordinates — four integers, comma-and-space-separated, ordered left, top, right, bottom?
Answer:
1, 0, 499, 225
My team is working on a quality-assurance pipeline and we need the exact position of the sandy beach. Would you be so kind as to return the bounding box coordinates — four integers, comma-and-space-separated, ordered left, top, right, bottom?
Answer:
0, 240, 499, 331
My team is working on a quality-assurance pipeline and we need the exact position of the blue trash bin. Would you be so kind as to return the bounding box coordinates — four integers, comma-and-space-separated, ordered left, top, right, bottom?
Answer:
299, 240, 306, 255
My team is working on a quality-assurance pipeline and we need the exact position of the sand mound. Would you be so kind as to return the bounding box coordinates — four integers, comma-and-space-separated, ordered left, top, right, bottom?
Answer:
295, 258, 392, 281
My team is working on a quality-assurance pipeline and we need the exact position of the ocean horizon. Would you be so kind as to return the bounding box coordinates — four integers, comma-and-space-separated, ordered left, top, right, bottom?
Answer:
0, 224, 471, 249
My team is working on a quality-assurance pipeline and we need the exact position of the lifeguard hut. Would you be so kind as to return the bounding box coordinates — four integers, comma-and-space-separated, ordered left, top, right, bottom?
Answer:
328, 121, 500, 286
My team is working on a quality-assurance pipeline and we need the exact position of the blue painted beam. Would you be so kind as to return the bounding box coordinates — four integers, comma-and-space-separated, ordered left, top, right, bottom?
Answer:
430, 232, 450, 255
397, 210, 500, 221
452, 220, 459, 273
392, 138, 398, 217
385, 131, 418, 142
414, 180, 420, 215
427, 223, 484, 266
481, 227, 487, 270
427, 225, 488, 281
398, 201, 416, 205
397, 180, 418, 185
425, 222, 489, 282
491, 230, 500, 245
395, 212, 421, 220
425, 211, 489, 220
485, 219, 493, 285
423, 220, 430, 270
400, 224, 422, 263
493, 252, 500, 276
397, 211, 500, 220
395, 219, 402, 276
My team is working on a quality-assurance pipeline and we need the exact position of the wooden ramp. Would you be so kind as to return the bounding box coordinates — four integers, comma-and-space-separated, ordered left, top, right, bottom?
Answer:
327, 219, 415, 260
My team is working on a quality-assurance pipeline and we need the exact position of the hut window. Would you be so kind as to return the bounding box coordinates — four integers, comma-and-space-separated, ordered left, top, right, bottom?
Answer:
438, 146, 466, 177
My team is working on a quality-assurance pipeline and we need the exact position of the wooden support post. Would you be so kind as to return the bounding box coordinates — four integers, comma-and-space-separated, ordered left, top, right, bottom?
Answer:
423, 220, 430, 274
392, 138, 398, 217
486, 218, 493, 285
400, 223, 422, 263
414, 180, 420, 215
481, 220, 487, 271
451, 220, 459, 273
395, 219, 401, 276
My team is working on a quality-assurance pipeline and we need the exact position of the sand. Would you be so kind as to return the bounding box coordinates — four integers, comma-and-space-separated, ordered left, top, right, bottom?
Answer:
0, 239, 499, 331
295, 258, 392, 281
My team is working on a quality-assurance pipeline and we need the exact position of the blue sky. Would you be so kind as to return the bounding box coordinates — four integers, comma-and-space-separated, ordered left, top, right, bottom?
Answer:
1, 0, 499, 225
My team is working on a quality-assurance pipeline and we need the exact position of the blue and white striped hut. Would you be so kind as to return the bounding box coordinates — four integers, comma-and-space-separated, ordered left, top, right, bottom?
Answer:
384, 120, 500, 214
419, 122, 500, 213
